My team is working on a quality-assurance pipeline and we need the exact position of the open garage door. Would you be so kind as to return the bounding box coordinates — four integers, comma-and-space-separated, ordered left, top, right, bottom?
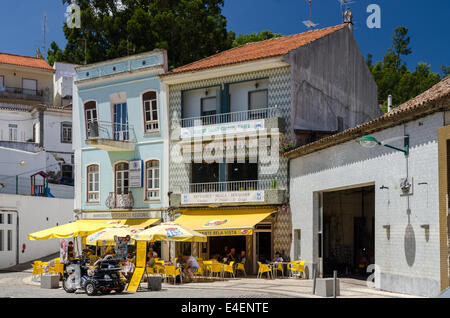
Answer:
322, 185, 375, 279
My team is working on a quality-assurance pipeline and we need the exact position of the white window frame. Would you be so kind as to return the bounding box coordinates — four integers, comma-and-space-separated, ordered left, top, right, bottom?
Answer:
142, 91, 159, 132
86, 164, 100, 203
8, 124, 17, 141
61, 122, 72, 143
115, 161, 129, 195
145, 159, 160, 201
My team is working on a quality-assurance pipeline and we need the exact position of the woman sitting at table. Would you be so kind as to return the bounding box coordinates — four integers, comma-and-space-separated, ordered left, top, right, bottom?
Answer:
272, 252, 284, 262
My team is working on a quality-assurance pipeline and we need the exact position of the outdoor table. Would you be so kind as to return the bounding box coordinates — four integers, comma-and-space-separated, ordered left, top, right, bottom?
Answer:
269, 262, 290, 279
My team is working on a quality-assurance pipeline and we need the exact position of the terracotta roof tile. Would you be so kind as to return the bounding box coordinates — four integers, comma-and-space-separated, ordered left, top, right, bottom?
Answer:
162, 24, 347, 76
285, 76, 450, 159
0, 52, 54, 71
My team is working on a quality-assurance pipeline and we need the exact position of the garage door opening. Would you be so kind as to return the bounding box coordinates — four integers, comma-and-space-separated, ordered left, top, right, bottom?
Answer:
322, 185, 375, 279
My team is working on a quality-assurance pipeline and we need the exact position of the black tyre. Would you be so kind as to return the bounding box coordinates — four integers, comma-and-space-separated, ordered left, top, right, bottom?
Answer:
85, 282, 98, 296
115, 284, 125, 294
62, 277, 76, 293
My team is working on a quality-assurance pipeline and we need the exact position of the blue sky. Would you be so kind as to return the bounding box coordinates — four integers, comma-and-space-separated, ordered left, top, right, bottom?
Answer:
1, 0, 448, 73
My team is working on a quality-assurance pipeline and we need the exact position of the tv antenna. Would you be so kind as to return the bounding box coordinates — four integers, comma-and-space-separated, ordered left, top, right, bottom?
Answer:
42, 11, 47, 59
302, 0, 318, 30
337, 0, 354, 22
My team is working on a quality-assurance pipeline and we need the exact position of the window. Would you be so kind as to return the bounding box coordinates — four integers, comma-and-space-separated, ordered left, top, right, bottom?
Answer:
87, 165, 100, 203
7, 214, 12, 225
8, 124, 17, 141
201, 97, 217, 125
61, 122, 72, 143
115, 162, 129, 195
0, 75, 4, 89
7, 230, 12, 251
143, 91, 159, 132
0, 214, 3, 224
248, 89, 268, 119
22, 78, 37, 95
145, 160, 160, 200
62, 164, 73, 180
84, 101, 98, 138
0, 230, 3, 251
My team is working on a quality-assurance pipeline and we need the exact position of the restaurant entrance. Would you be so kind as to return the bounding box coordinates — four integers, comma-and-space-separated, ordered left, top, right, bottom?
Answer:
209, 236, 246, 260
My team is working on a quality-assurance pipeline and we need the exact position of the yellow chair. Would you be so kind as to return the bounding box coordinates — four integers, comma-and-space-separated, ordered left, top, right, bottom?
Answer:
223, 261, 235, 278
275, 263, 284, 277
146, 267, 155, 274
235, 262, 247, 277
209, 263, 224, 280
287, 261, 306, 278
257, 262, 272, 279
154, 263, 165, 275
51, 263, 64, 275
164, 265, 182, 285
54, 258, 61, 264
31, 262, 45, 281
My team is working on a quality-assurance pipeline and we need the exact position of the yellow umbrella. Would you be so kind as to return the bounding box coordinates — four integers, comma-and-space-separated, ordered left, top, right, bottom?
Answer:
86, 226, 142, 246
28, 220, 112, 240
131, 222, 207, 242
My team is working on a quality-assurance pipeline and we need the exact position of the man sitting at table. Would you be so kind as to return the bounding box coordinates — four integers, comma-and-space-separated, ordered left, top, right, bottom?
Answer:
226, 248, 237, 264
272, 252, 284, 262
182, 252, 199, 282
238, 250, 247, 265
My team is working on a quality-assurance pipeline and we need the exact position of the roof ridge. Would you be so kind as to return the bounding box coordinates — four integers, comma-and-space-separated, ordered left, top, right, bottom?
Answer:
0, 52, 46, 61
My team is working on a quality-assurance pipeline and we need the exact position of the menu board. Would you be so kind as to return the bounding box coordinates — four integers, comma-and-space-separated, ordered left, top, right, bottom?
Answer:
129, 160, 143, 188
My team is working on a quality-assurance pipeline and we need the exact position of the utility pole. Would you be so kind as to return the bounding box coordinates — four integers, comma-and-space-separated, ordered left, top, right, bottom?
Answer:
302, 0, 318, 30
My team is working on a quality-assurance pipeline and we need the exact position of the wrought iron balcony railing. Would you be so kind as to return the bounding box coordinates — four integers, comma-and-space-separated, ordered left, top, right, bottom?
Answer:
0, 86, 44, 101
86, 120, 136, 142
178, 179, 280, 193
180, 106, 279, 128
105, 192, 134, 209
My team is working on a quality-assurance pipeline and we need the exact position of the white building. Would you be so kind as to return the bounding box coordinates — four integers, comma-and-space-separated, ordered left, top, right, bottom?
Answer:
286, 77, 450, 297
53, 62, 78, 108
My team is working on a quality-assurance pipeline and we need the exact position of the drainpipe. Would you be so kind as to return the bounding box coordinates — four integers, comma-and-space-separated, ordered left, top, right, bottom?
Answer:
388, 95, 393, 113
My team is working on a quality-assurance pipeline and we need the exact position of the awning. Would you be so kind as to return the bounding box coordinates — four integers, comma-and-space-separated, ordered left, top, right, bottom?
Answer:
28, 219, 160, 240
174, 208, 275, 236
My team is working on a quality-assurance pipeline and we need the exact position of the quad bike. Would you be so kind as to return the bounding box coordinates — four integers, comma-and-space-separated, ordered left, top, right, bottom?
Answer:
62, 257, 126, 296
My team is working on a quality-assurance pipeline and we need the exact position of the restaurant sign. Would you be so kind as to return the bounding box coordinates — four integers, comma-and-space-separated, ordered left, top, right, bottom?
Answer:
129, 160, 143, 188
198, 228, 253, 237
181, 191, 264, 205
181, 119, 264, 139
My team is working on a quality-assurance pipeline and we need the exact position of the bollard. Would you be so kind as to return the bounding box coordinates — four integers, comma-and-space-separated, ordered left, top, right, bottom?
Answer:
333, 270, 337, 298
312, 263, 317, 295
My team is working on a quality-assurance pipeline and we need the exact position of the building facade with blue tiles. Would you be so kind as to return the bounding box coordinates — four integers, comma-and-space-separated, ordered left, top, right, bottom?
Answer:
72, 50, 169, 234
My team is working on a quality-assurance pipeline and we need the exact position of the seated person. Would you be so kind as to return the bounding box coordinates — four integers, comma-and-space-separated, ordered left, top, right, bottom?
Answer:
226, 248, 237, 264
67, 241, 74, 261
147, 251, 156, 268
272, 252, 284, 262
238, 250, 247, 264
182, 252, 199, 282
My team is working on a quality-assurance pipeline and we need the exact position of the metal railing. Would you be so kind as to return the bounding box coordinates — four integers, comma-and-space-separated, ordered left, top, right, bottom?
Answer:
105, 192, 134, 209
180, 179, 279, 193
180, 106, 279, 128
86, 120, 136, 142
0, 86, 44, 101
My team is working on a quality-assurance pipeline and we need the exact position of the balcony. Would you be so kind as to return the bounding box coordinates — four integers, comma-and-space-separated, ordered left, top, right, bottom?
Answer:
176, 107, 285, 140
170, 179, 286, 207
0, 86, 44, 103
105, 192, 134, 209
85, 120, 136, 152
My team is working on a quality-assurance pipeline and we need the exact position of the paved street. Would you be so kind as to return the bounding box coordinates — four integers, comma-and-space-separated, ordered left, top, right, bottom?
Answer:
0, 265, 419, 298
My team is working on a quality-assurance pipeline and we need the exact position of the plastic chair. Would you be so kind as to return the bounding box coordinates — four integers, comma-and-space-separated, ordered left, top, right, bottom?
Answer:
164, 265, 182, 285
209, 263, 224, 280
31, 262, 44, 281
287, 261, 305, 278
146, 267, 155, 274
257, 262, 272, 279
275, 263, 284, 277
235, 262, 247, 277
223, 261, 235, 278
54, 258, 61, 264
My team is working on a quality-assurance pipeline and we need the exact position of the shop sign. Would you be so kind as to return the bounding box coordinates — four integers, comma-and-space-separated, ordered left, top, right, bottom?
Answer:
136, 241, 147, 268
198, 228, 253, 236
129, 160, 143, 188
181, 191, 264, 205
127, 267, 145, 293
81, 211, 161, 219
181, 119, 264, 139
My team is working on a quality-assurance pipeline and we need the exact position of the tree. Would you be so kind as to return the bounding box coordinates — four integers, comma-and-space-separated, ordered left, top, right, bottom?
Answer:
367, 26, 442, 110
47, 41, 65, 66
60, 0, 234, 69
441, 65, 450, 78
232, 30, 283, 48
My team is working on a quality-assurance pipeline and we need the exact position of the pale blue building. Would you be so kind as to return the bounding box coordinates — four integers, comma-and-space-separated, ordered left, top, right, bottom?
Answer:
72, 50, 169, 228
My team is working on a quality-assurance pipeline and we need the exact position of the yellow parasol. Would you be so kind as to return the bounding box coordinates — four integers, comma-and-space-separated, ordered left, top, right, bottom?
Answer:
131, 222, 207, 243
86, 226, 142, 246
28, 220, 113, 240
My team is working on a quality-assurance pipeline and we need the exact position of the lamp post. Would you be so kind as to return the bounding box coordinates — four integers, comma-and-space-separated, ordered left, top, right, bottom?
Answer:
359, 135, 409, 156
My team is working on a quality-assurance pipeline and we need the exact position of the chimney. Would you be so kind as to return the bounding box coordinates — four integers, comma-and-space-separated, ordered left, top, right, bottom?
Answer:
344, 8, 353, 32
388, 95, 393, 112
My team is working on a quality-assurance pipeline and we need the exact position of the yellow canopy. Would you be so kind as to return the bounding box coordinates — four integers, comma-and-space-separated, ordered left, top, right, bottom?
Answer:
174, 208, 274, 236
131, 222, 207, 243
28, 219, 160, 240
86, 226, 142, 246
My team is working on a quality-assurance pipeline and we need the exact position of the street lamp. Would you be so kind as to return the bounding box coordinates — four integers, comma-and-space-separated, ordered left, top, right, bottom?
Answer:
359, 135, 409, 156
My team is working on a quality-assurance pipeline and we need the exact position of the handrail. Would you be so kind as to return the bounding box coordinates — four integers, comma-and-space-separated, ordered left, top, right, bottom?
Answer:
180, 106, 279, 128
86, 120, 136, 142
0, 86, 43, 96
177, 179, 280, 193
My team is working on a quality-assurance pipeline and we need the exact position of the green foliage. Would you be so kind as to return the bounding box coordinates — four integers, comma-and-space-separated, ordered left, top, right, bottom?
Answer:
47, 41, 64, 66
441, 65, 450, 78
232, 30, 283, 48
59, 0, 234, 69
367, 26, 442, 111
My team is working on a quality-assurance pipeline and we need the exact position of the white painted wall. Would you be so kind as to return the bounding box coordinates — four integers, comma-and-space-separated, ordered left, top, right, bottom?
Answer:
43, 111, 73, 154
229, 79, 269, 113
0, 194, 74, 269
182, 86, 219, 118
0, 109, 36, 142
53, 62, 77, 107
289, 112, 444, 297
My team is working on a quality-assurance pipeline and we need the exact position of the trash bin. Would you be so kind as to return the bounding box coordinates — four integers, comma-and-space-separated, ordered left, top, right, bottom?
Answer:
41, 274, 60, 289
147, 275, 162, 291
